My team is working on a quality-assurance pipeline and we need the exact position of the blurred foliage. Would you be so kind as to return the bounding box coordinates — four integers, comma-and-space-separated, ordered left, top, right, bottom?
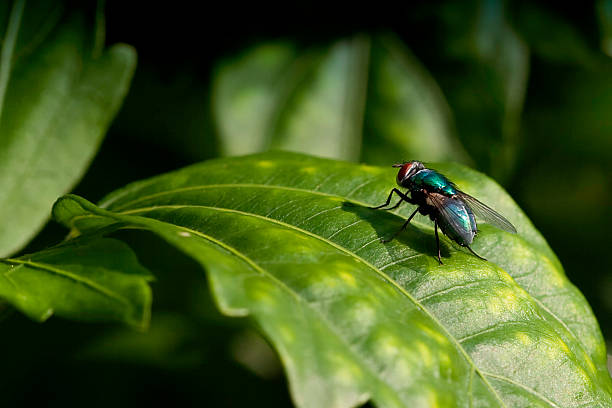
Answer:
212, 35, 470, 165
410, 1, 529, 182
508, 4, 612, 351
599, 0, 612, 56
2, 0, 612, 406
0, 0, 135, 256
0, 237, 152, 328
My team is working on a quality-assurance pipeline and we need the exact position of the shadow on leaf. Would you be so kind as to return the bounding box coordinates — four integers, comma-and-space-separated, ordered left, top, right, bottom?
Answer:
340, 201, 450, 267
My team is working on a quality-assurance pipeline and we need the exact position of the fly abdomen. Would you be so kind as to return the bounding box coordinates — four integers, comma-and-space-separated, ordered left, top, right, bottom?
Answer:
435, 196, 477, 246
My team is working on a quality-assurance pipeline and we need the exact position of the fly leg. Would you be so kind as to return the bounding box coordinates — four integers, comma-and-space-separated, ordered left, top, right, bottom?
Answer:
384, 198, 404, 211
381, 208, 419, 243
434, 219, 443, 265
370, 188, 415, 210
466, 245, 487, 262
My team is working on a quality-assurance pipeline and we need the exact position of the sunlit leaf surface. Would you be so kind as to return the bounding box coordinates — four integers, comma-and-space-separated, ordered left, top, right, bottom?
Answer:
0, 0, 136, 256
0, 237, 152, 328
49, 152, 612, 407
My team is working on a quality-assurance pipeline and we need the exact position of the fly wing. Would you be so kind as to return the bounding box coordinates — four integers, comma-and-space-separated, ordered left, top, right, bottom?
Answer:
427, 193, 477, 245
456, 191, 517, 233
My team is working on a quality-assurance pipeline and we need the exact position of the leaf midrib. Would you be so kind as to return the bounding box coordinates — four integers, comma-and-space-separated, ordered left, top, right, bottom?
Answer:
97, 183, 598, 377
69, 192, 602, 405
70, 198, 498, 406
124, 203, 609, 406
142, 213, 393, 406
107, 182, 560, 270
108, 202, 509, 407
107, 182, 435, 230
1, 258, 131, 306
481, 371, 563, 408
170, 216, 568, 408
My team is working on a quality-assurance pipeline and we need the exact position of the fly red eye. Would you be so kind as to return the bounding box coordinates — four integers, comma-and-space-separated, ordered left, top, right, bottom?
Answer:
396, 162, 414, 185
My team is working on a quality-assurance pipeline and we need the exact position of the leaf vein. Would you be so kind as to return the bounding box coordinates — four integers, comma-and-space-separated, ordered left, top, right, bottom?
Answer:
353, 236, 381, 253
1, 258, 130, 306
327, 219, 364, 240
417, 278, 499, 303
89, 211, 397, 404
116, 203, 508, 407
458, 321, 531, 344
481, 371, 567, 408
79, 183, 594, 377
378, 254, 424, 271
299, 205, 343, 224
108, 183, 434, 231
346, 178, 378, 196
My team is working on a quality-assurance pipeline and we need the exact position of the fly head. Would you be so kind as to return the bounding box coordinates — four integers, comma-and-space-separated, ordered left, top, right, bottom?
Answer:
393, 161, 424, 186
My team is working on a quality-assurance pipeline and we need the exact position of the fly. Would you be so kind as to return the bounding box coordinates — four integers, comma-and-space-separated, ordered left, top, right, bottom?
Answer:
371, 161, 517, 264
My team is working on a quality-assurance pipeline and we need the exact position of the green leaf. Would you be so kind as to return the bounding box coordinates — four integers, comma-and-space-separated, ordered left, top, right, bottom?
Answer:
53, 152, 612, 407
212, 42, 297, 156
598, 0, 612, 57
514, 3, 597, 65
430, 0, 529, 181
212, 35, 470, 166
0, 237, 152, 329
0, 0, 136, 256
363, 36, 470, 165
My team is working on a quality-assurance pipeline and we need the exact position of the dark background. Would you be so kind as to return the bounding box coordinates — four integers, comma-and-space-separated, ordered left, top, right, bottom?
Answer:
2, 1, 611, 406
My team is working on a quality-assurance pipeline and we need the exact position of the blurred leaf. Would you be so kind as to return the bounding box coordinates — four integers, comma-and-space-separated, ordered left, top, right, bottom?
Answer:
76, 313, 206, 369
213, 42, 298, 156
432, 0, 529, 181
514, 2, 597, 64
522, 66, 612, 161
0, 237, 152, 328
230, 329, 283, 379
271, 37, 369, 161
514, 35, 612, 338
213, 35, 470, 165
0, 0, 136, 256
599, 0, 612, 56
363, 36, 470, 165
53, 151, 612, 407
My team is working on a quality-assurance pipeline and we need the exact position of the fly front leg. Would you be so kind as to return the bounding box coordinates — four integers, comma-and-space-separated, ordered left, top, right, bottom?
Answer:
370, 188, 415, 210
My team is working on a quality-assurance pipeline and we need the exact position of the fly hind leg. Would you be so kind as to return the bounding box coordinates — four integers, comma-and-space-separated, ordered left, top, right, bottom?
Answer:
434, 220, 443, 265
466, 245, 487, 261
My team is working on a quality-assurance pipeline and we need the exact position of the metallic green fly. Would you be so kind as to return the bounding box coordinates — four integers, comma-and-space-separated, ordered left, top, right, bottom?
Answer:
371, 161, 517, 264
